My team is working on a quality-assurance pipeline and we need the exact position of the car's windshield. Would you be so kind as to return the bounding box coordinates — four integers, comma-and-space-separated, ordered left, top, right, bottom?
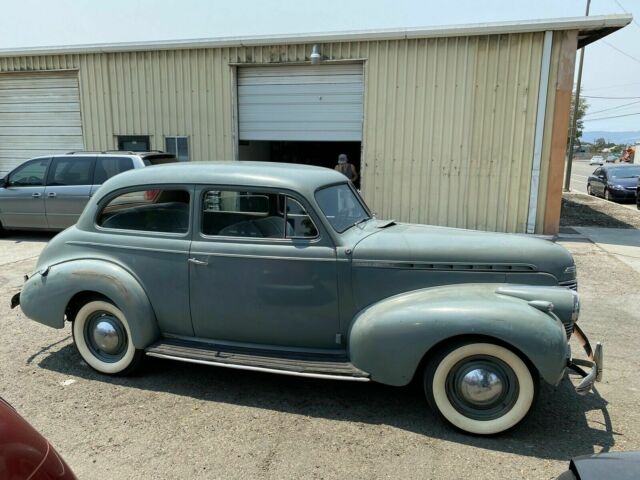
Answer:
610, 166, 640, 179
315, 183, 371, 233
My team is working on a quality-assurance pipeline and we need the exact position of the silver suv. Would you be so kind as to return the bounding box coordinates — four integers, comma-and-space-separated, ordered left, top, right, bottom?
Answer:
0, 151, 177, 233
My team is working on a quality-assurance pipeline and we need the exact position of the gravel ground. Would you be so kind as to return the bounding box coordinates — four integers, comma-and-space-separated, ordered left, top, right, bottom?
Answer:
561, 192, 640, 228
2, 233, 639, 479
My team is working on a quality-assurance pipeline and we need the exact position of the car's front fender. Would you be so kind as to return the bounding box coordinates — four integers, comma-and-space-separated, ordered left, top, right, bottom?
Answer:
348, 283, 569, 387
20, 259, 159, 349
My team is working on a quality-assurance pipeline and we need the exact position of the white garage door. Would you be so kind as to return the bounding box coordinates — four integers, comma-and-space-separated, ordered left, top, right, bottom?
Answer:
0, 72, 84, 175
238, 64, 363, 142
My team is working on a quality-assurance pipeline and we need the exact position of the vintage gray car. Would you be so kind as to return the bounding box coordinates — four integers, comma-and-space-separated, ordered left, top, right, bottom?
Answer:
13, 162, 602, 435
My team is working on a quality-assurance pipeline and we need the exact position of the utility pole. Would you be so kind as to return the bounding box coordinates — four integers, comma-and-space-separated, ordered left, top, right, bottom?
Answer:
564, 0, 591, 192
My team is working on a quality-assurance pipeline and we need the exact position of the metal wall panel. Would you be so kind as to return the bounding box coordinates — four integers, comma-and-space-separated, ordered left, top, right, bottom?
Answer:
0, 32, 549, 232
237, 64, 363, 141
0, 71, 83, 174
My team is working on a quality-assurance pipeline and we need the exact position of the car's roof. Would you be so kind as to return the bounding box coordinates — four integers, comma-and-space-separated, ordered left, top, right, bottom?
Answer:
602, 163, 636, 169
99, 161, 347, 195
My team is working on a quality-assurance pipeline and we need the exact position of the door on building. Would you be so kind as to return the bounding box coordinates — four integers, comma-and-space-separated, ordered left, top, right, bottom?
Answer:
0, 72, 84, 177
236, 64, 364, 187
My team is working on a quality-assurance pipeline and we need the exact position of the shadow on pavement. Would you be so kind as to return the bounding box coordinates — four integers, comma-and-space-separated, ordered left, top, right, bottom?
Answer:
38, 343, 615, 461
561, 195, 638, 229
2, 231, 57, 243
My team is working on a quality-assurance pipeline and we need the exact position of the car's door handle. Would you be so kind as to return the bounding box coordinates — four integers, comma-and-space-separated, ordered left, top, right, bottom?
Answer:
47, 192, 56, 198
187, 258, 208, 266
31, 192, 41, 198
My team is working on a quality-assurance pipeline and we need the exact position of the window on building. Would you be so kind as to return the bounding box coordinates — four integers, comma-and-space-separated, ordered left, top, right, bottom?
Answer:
48, 157, 95, 186
117, 135, 150, 152
165, 136, 189, 161
201, 189, 317, 239
98, 189, 190, 234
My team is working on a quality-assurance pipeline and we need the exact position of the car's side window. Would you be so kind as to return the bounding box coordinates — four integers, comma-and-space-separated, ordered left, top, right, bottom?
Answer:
201, 189, 318, 239
593, 168, 601, 177
97, 188, 190, 234
285, 197, 318, 238
94, 157, 135, 184
48, 157, 95, 186
7, 159, 49, 187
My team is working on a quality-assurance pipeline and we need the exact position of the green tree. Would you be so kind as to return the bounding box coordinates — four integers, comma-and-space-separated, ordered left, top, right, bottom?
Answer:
568, 94, 589, 146
593, 137, 606, 150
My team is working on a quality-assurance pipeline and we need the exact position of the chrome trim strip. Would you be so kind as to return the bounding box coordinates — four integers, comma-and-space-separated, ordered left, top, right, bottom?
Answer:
145, 352, 371, 382
352, 260, 537, 271
66, 240, 188, 255
189, 251, 335, 262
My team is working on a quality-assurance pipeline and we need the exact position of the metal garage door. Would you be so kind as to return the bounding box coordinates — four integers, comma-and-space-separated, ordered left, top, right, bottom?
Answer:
238, 64, 363, 142
0, 72, 83, 175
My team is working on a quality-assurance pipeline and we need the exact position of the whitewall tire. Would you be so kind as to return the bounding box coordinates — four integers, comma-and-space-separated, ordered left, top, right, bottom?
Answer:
72, 300, 143, 375
424, 341, 537, 435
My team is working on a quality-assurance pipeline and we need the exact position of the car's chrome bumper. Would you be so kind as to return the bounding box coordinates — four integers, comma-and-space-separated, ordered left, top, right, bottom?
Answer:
568, 323, 603, 395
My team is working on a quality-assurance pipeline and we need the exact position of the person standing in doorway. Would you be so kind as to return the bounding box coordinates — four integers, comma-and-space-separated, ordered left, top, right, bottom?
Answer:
334, 154, 359, 184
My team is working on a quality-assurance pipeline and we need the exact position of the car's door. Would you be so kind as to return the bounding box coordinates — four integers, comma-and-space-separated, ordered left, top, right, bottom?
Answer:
591, 168, 604, 195
94, 186, 194, 336
189, 186, 340, 349
90, 156, 136, 196
0, 158, 50, 229
44, 156, 96, 229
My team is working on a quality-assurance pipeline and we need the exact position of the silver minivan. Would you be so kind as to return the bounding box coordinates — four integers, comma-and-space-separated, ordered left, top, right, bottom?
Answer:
0, 151, 177, 233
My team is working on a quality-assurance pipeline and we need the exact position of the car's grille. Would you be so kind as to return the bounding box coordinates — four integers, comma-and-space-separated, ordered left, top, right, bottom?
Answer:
559, 280, 577, 291
563, 322, 574, 339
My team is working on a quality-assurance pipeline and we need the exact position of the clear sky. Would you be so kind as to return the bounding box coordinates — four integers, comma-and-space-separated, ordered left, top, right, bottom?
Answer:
1, 0, 638, 132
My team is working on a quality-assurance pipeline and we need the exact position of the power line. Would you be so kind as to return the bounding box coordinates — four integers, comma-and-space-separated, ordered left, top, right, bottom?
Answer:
601, 40, 640, 65
612, 0, 640, 29
582, 95, 640, 99
584, 99, 640, 117
584, 111, 640, 121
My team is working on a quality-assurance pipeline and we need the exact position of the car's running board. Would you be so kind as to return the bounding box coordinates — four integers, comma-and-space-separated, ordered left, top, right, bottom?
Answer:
145, 338, 370, 382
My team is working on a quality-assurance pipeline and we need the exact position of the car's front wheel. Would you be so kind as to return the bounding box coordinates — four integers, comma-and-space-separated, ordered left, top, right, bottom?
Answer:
604, 188, 613, 201
423, 341, 537, 435
72, 300, 143, 375
587, 184, 593, 195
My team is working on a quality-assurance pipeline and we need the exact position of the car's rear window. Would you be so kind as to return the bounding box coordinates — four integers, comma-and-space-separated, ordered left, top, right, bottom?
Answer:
98, 189, 190, 234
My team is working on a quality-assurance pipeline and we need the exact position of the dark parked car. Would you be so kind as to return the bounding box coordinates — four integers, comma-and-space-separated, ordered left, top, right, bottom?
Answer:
587, 164, 640, 202
0, 151, 177, 234
0, 396, 77, 479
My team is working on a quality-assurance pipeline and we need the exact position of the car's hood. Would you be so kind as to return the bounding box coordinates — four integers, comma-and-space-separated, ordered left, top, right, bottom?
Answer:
352, 223, 574, 280
609, 177, 638, 188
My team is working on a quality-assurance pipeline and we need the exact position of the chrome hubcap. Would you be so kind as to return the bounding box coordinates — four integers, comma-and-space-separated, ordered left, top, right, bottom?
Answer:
92, 320, 121, 354
84, 311, 127, 362
459, 368, 504, 406
446, 355, 519, 420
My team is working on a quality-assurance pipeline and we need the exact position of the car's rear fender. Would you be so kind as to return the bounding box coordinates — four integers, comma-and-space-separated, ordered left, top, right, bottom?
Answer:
20, 259, 159, 349
348, 283, 569, 387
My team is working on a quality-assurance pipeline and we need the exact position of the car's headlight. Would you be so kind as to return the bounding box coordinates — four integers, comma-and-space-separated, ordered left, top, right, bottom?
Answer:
610, 184, 624, 190
571, 291, 580, 323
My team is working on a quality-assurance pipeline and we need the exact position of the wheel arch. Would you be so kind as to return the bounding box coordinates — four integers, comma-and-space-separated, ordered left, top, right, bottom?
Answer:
20, 259, 159, 349
347, 284, 568, 387
410, 333, 541, 386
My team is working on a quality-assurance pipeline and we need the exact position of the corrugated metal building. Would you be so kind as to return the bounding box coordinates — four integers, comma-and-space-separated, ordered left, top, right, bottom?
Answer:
0, 15, 630, 234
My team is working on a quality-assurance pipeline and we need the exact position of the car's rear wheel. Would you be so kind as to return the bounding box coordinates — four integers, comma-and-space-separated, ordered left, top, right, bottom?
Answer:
423, 341, 537, 435
72, 300, 143, 375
